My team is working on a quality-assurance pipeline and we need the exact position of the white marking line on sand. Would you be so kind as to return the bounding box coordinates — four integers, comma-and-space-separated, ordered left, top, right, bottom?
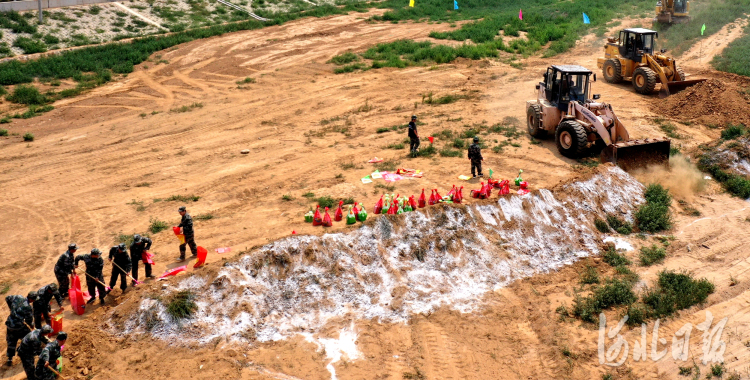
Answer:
676, 206, 750, 236
113, 2, 168, 31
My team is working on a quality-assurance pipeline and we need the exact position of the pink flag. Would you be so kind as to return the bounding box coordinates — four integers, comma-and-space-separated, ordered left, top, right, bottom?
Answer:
519, 8, 523, 20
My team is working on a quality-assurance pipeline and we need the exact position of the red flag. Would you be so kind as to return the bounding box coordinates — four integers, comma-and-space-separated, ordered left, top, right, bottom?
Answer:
428, 136, 434, 144
160, 266, 187, 279
519, 8, 523, 20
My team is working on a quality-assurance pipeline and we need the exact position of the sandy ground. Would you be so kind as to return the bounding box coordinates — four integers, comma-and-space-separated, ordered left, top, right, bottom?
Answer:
1, 10, 750, 380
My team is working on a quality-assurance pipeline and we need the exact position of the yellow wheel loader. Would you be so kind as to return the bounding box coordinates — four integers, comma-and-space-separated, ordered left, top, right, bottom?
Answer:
655, 0, 690, 24
526, 65, 670, 171
596, 28, 705, 97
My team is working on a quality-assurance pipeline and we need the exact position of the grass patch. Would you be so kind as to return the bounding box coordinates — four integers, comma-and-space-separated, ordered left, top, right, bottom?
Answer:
572, 277, 637, 323
375, 158, 401, 172
439, 146, 462, 157
641, 270, 714, 318
713, 22, 750, 77
580, 265, 600, 285
171, 102, 203, 112
23, 133, 34, 141
13, 37, 46, 55
6, 85, 47, 105
639, 245, 666, 266
195, 213, 214, 220
721, 124, 748, 140
0, 128, 7, 136
606, 214, 632, 235
165, 195, 200, 202
635, 184, 672, 233
148, 217, 169, 234
166, 290, 198, 319
329, 51, 359, 65
411, 144, 437, 157
236, 77, 256, 84
385, 142, 405, 150
602, 246, 631, 267
594, 218, 610, 233
302, 192, 315, 198
315, 196, 336, 208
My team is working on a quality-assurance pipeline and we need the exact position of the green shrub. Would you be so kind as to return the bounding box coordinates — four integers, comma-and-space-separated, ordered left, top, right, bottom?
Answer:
594, 218, 610, 233
166, 290, 198, 319
316, 196, 335, 208
412, 144, 436, 157
623, 303, 648, 326
329, 51, 359, 65
572, 278, 637, 323
721, 124, 747, 140
439, 147, 462, 157
606, 214, 632, 234
165, 195, 200, 202
22, 132, 33, 141
636, 184, 672, 233
6, 85, 47, 105
639, 245, 666, 266
451, 138, 465, 149
43, 34, 59, 45
13, 37, 46, 54
148, 218, 169, 234
642, 270, 714, 318
580, 265, 600, 285
0, 129, 7, 136
333, 63, 365, 74
602, 246, 631, 267
376, 127, 392, 133
644, 183, 671, 206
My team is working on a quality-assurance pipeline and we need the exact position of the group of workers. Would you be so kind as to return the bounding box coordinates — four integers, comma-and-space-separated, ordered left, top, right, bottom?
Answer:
3, 206, 198, 379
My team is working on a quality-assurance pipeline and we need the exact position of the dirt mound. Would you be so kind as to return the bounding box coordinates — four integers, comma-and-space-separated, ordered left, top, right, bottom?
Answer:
656, 79, 750, 126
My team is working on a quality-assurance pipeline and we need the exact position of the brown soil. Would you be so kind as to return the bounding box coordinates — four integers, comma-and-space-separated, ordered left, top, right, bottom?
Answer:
1, 10, 750, 380
656, 78, 750, 126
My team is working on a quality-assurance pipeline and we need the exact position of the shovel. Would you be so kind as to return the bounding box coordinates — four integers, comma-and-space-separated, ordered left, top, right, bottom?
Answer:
111, 262, 142, 285
46, 363, 71, 380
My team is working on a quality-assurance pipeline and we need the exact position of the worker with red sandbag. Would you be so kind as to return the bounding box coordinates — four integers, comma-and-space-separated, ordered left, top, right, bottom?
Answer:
468, 137, 484, 178
4, 292, 36, 366
53, 243, 78, 299
32, 284, 63, 329
34, 331, 66, 380
175, 206, 198, 261
129, 234, 155, 284
16, 324, 53, 379
75, 248, 107, 306
108, 244, 132, 292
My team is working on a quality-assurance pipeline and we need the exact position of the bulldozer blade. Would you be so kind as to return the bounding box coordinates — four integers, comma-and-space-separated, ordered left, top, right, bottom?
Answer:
659, 79, 707, 98
600, 138, 671, 172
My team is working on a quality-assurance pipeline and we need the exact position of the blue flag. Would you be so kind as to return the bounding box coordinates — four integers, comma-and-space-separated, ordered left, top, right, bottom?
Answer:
454, 0, 458, 9
583, 13, 590, 24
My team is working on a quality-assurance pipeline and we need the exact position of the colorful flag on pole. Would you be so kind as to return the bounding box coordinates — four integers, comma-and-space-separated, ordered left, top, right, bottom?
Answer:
454, 0, 458, 9
409, 0, 414, 7
519, 8, 523, 20
583, 13, 590, 24
701, 23, 706, 35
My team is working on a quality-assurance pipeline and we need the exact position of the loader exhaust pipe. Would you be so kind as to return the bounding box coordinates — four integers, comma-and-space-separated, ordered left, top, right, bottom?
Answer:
601, 138, 671, 171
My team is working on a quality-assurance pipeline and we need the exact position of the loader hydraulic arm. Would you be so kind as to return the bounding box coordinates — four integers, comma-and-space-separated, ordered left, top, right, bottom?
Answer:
645, 54, 673, 96
571, 102, 612, 146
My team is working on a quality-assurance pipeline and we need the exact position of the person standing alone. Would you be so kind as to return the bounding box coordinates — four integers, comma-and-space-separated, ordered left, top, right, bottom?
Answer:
468, 136, 483, 177
176, 206, 197, 261
408, 115, 420, 155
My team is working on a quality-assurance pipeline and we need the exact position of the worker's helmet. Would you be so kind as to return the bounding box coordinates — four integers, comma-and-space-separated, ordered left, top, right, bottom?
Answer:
56, 332, 68, 341
47, 283, 58, 293
118, 243, 126, 251
41, 325, 54, 335
133, 234, 142, 243
520, 181, 528, 189
68, 243, 78, 251
473, 137, 479, 143
27, 291, 39, 301
178, 206, 186, 212
91, 248, 101, 256
411, 115, 417, 120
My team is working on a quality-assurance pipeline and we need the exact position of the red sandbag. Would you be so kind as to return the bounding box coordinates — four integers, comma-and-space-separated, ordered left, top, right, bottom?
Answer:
50, 311, 63, 335
193, 246, 208, 268
352, 203, 361, 221
434, 189, 443, 201
312, 205, 322, 226
454, 186, 464, 203
142, 251, 155, 265
498, 180, 510, 195
172, 226, 185, 245
160, 265, 187, 279
334, 201, 344, 222
387, 202, 397, 215
418, 189, 426, 208
428, 190, 436, 205
447, 185, 456, 198
323, 207, 333, 227
69, 275, 85, 315
374, 195, 383, 214
409, 195, 417, 210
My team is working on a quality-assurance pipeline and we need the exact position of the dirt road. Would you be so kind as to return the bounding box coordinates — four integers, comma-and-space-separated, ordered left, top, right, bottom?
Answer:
1, 10, 749, 380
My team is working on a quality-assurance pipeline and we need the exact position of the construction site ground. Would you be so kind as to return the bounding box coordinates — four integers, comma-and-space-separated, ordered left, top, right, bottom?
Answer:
2, 10, 750, 380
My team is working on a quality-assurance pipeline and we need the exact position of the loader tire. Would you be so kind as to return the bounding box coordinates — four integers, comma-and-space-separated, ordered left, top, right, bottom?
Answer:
527, 103, 545, 138
555, 120, 588, 159
676, 65, 686, 81
603, 59, 623, 83
632, 67, 657, 94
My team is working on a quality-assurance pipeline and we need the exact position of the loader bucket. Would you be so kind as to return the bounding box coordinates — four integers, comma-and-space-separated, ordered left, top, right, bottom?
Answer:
600, 138, 671, 171
658, 79, 707, 98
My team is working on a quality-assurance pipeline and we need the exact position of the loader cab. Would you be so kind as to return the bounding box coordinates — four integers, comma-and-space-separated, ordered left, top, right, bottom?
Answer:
543, 65, 592, 111
618, 28, 657, 62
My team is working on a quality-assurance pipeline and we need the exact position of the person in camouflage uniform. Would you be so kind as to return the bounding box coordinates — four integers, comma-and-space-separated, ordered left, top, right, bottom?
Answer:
108, 244, 131, 291
468, 136, 484, 178
75, 248, 107, 305
53, 243, 78, 299
4, 292, 36, 366
32, 285, 62, 329
17, 325, 54, 380
129, 234, 154, 283
34, 332, 66, 380
176, 206, 197, 261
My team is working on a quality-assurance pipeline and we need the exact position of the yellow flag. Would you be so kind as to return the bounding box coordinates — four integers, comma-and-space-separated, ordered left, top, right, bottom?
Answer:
409, 0, 414, 7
